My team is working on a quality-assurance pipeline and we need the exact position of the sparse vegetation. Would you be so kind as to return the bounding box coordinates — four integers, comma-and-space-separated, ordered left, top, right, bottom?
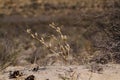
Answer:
0, 0, 119, 67
0, 38, 21, 70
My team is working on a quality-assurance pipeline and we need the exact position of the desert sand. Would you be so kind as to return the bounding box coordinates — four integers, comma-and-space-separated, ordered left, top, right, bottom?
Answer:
0, 64, 120, 80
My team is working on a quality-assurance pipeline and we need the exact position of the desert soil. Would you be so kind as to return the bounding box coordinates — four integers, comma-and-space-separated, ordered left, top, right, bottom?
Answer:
0, 64, 120, 80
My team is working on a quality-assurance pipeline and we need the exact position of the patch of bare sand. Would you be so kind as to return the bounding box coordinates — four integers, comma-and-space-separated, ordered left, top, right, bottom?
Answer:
0, 64, 120, 80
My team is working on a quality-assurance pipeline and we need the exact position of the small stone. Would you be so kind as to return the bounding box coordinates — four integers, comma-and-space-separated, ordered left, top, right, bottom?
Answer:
9, 70, 23, 79
25, 75, 35, 80
32, 66, 39, 72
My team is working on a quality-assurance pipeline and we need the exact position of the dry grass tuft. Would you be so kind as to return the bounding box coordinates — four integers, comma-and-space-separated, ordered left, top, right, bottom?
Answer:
58, 71, 80, 80
26, 23, 73, 65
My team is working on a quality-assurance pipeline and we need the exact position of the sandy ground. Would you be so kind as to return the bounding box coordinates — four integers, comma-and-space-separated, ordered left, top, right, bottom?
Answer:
0, 64, 120, 80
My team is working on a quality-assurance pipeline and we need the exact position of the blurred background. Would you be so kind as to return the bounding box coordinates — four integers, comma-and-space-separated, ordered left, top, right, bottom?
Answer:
0, 0, 119, 67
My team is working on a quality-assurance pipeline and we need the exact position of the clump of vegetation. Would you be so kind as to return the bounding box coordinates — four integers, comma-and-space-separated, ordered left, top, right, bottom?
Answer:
26, 23, 73, 65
